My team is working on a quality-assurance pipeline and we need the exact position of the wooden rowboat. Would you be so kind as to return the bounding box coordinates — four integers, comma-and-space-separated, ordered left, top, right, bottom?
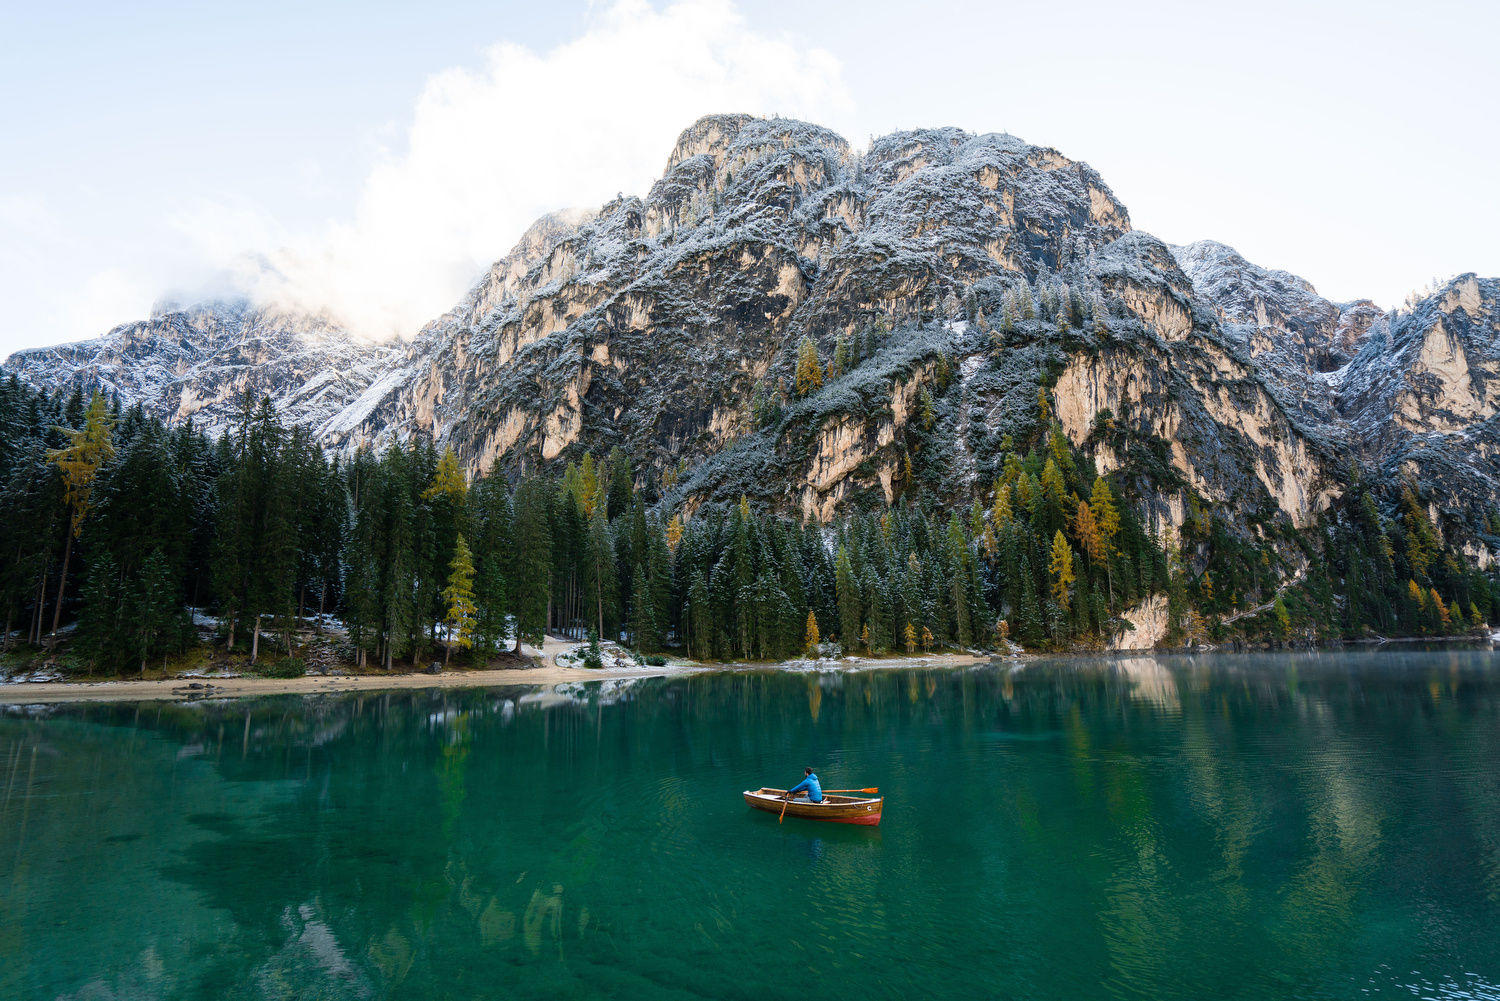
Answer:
743, 787, 883, 826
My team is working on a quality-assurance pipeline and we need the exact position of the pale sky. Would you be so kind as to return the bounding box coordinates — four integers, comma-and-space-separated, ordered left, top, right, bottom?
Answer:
2, 0, 1495, 357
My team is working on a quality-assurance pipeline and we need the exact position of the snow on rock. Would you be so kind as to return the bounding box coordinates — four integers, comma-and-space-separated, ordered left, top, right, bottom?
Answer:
5, 299, 400, 439
6, 113, 1500, 544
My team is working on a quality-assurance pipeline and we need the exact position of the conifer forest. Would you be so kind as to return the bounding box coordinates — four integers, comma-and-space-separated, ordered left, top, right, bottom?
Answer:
0, 373, 1493, 677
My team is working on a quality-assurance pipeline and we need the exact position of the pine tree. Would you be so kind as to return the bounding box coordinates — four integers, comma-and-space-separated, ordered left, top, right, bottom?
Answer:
1000, 292, 1018, 336
1050, 531, 1075, 616
835, 545, 861, 647
1075, 500, 1103, 564
646, 517, 672, 647
606, 446, 633, 519
1273, 595, 1291, 638
512, 477, 553, 654
47, 393, 114, 640
1016, 550, 1044, 647
630, 563, 656, 650
1090, 476, 1120, 604
584, 506, 617, 641
904, 621, 917, 653
442, 535, 477, 664
132, 548, 178, 673
688, 568, 712, 659
804, 609, 820, 655
832, 333, 851, 377
424, 447, 467, 504
795, 337, 824, 396
76, 552, 122, 673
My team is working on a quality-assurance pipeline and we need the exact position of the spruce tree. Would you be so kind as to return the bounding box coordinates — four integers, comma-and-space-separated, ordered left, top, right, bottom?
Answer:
132, 548, 178, 672
835, 544, 861, 648
512, 477, 553, 654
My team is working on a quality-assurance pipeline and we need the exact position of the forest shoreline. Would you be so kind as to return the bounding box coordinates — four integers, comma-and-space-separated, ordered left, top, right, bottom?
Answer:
0, 651, 989, 704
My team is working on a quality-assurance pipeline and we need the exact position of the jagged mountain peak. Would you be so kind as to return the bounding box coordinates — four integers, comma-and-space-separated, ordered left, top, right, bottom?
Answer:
665, 114, 851, 171
1169, 238, 1385, 377
1173, 240, 1319, 298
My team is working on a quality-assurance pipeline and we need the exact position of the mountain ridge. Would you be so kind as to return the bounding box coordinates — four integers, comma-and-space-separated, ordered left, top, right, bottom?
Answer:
6, 114, 1498, 558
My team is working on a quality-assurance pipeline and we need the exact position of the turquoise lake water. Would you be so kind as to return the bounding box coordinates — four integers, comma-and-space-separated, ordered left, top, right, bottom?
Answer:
3, 650, 1500, 1000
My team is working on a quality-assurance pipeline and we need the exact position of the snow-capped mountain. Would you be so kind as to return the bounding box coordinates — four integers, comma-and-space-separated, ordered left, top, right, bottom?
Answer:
7, 113, 1498, 548
4, 298, 400, 438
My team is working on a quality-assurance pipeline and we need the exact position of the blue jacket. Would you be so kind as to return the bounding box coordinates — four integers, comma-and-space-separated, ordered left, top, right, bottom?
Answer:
789, 773, 823, 802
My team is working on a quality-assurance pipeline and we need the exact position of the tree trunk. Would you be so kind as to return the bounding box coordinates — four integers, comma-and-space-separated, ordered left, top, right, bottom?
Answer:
316, 584, 326, 634
50, 532, 72, 641
33, 562, 49, 646
226, 615, 236, 653
250, 614, 261, 664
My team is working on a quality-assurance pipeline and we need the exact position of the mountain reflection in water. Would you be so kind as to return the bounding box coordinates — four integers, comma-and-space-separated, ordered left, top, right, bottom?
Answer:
2, 650, 1499, 1001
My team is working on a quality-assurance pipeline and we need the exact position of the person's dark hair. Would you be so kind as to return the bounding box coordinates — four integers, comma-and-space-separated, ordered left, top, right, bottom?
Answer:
804, 767, 813, 775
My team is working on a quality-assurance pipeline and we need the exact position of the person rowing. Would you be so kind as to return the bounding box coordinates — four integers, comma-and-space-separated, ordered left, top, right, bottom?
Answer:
786, 766, 823, 804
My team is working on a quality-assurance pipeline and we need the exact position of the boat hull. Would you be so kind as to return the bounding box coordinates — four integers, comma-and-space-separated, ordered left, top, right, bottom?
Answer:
744, 788, 883, 826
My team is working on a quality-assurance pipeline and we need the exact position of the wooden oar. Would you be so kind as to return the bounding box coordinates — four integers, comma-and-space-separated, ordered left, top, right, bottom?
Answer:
824, 788, 879, 795
779, 795, 790, 823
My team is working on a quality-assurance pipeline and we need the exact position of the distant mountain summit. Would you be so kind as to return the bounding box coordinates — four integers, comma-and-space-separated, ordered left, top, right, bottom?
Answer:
7, 114, 1498, 555
5, 298, 399, 438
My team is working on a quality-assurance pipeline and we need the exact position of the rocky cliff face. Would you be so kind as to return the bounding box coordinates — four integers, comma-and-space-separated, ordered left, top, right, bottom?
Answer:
1339, 275, 1500, 516
4, 299, 399, 438
7, 114, 1499, 549
1174, 240, 1500, 528
332, 116, 1133, 482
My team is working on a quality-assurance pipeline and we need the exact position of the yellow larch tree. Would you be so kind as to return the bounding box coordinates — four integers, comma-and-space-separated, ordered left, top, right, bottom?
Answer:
1049, 530, 1075, 614
795, 337, 824, 397
441, 535, 477, 664
48, 394, 115, 639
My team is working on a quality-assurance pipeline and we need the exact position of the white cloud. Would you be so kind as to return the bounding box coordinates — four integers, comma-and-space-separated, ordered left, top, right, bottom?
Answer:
216, 0, 852, 339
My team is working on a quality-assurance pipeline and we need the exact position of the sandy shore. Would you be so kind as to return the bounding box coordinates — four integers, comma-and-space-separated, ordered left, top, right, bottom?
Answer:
0, 652, 989, 704
0, 663, 698, 704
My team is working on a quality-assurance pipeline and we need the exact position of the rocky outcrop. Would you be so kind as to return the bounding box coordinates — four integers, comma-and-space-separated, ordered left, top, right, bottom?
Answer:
1112, 597, 1171, 651
1340, 275, 1500, 514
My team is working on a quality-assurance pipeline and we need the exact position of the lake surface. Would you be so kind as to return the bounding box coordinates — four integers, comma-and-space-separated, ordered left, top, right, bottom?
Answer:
3, 650, 1500, 1000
